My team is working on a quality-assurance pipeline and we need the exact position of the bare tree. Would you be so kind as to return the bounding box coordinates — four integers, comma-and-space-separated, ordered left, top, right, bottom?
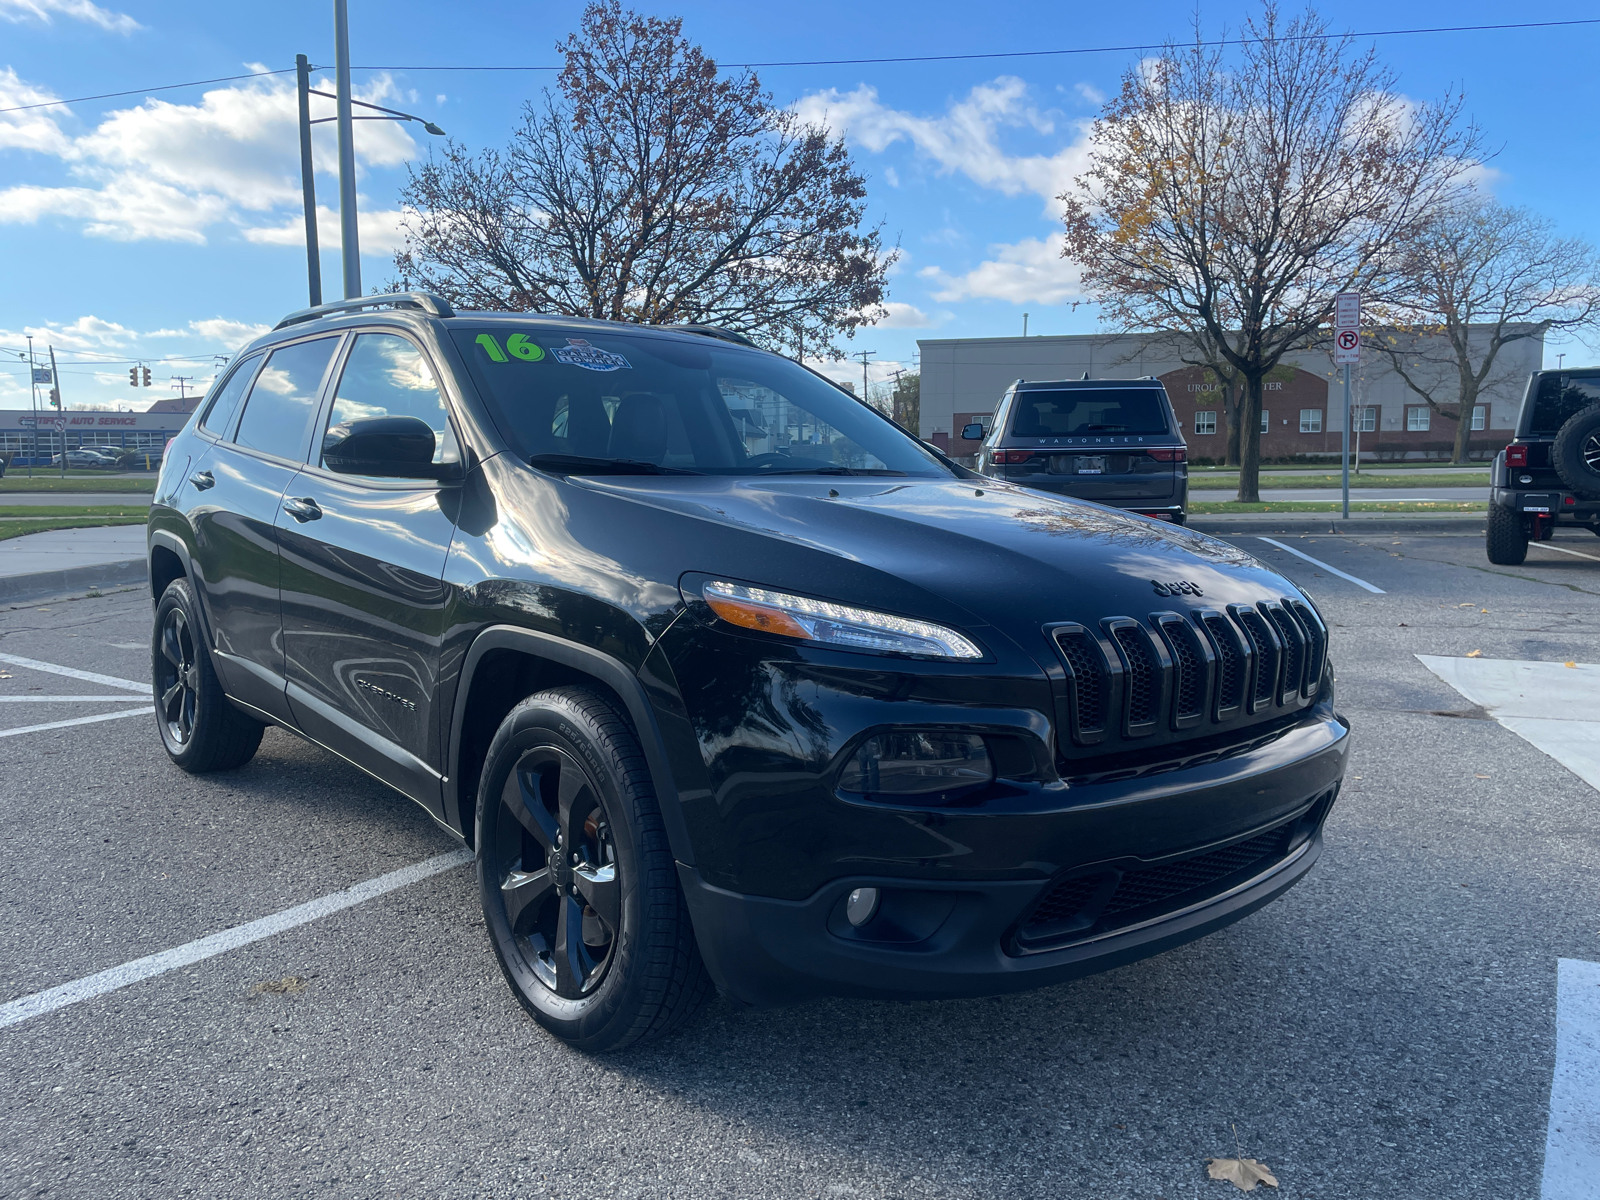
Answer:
1061, 3, 1482, 501
391, 1, 893, 357
1368, 200, 1600, 463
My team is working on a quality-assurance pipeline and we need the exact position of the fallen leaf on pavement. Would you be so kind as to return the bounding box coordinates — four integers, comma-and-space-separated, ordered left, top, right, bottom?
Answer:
1480, 608, 1489, 614
1466, 650, 1483, 658
1206, 1158, 1279, 1191
1457, 603, 1475, 608
1475, 774, 1490, 778
1565, 661, 1578, 669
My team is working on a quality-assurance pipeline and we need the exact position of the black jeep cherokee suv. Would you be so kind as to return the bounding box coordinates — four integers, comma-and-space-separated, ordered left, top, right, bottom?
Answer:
147, 293, 1349, 1050
1486, 367, 1600, 564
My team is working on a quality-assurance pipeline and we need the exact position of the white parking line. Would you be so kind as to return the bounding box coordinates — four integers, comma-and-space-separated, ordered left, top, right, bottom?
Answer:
0, 848, 474, 1031
1254, 537, 1386, 594
1532, 543, 1600, 563
1541, 958, 1600, 1200
0, 707, 154, 739
0, 652, 147, 693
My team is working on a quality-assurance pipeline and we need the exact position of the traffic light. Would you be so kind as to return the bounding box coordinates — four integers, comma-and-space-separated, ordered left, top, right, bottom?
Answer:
129, 367, 138, 387
142, 366, 152, 387
49, 388, 60, 409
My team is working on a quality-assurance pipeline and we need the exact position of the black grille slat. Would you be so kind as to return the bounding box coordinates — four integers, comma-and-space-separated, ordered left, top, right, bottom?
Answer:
1266, 605, 1306, 702
1161, 619, 1204, 720
1202, 614, 1244, 715
1112, 626, 1156, 726
1288, 601, 1327, 697
1054, 630, 1108, 734
1235, 607, 1280, 708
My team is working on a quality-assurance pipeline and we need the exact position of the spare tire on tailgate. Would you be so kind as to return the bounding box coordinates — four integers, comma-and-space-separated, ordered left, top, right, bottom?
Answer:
1551, 404, 1600, 499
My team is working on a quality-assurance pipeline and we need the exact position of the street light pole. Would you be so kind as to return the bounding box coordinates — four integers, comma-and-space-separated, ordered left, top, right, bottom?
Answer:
296, 54, 322, 308
333, 0, 361, 299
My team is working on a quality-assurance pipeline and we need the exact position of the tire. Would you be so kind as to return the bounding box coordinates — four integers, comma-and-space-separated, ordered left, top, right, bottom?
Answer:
1551, 403, 1600, 499
475, 686, 711, 1051
1485, 504, 1529, 566
152, 578, 265, 772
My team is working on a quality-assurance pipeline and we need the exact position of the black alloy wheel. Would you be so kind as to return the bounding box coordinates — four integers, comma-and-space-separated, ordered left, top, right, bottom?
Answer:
476, 687, 711, 1051
493, 744, 622, 999
151, 577, 264, 772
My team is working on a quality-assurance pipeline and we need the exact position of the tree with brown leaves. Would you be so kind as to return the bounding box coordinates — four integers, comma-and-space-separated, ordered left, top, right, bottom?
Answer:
1368, 200, 1600, 464
1060, 3, 1482, 501
392, 1, 893, 357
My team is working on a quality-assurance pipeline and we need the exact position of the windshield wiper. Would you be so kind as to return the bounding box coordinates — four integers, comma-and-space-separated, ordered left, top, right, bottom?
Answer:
748, 466, 908, 477
527, 453, 701, 476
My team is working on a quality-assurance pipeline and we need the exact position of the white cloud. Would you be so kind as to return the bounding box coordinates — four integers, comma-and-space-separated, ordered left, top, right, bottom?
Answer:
0, 68, 72, 154
0, 0, 139, 33
871, 302, 936, 329
242, 204, 409, 255
1074, 82, 1106, 106
0, 67, 419, 244
183, 318, 272, 350
794, 78, 1091, 210
920, 234, 1083, 306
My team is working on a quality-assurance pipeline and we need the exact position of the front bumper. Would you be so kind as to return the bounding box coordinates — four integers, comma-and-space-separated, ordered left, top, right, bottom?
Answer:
680, 714, 1348, 1006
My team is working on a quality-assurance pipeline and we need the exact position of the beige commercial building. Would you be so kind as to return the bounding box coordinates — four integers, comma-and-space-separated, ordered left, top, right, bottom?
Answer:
917, 328, 1543, 462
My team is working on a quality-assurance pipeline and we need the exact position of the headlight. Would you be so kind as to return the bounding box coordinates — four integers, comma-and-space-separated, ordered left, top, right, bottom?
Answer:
702, 580, 982, 659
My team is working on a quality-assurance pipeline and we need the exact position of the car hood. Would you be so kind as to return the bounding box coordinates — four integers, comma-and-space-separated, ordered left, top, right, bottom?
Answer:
569, 474, 1302, 635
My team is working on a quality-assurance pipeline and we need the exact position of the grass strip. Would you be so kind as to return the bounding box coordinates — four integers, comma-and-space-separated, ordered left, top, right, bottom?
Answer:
1189, 500, 1486, 514
0, 516, 146, 542
0, 475, 157, 494
0, 505, 149, 519
1190, 472, 1488, 490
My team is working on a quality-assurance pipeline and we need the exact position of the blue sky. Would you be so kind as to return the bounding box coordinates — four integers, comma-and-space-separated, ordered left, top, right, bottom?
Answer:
1, 0, 1597, 411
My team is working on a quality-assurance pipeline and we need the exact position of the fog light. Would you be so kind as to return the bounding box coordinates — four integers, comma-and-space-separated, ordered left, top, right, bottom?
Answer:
839, 732, 993, 797
846, 887, 880, 927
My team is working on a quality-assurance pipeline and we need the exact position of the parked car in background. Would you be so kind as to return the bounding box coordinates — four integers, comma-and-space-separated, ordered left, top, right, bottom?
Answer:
1486, 367, 1600, 564
148, 292, 1345, 1051
49, 449, 118, 469
973, 378, 1189, 523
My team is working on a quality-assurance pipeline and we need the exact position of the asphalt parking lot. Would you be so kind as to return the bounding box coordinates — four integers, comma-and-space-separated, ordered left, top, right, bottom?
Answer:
1, 524, 1597, 1200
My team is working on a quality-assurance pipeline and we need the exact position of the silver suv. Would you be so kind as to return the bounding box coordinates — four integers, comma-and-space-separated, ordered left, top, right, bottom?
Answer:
972, 378, 1189, 524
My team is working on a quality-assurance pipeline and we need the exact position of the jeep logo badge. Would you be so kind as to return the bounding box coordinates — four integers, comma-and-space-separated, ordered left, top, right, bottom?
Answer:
1151, 579, 1203, 597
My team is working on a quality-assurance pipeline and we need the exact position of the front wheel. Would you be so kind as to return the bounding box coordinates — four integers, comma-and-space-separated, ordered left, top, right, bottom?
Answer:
152, 578, 264, 771
475, 686, 711, 1051
1485, 505, 1529, 566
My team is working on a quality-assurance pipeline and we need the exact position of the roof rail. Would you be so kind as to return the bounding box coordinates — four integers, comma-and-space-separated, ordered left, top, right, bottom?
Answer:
273, 291, 455, 331
661, 323, 757, 348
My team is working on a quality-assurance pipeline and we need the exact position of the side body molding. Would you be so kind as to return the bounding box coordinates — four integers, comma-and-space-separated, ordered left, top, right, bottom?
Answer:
443, 625, 696, 867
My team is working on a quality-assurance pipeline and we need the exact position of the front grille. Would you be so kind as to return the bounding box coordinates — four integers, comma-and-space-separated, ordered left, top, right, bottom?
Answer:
1048, 598, 1329, 771
1017, 824, 1297, 947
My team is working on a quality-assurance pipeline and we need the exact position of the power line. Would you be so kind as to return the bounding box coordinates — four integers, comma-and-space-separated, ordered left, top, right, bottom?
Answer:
2, 18, 1596, 116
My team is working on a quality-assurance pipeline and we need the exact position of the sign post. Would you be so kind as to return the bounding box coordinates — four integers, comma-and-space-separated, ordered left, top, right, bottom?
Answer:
1333, 293, 1361, 519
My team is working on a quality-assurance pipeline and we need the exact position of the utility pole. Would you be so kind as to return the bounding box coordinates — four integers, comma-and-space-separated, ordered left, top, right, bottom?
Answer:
333, 0, 361, 298
852, 350, 876, 409
169, 375, 197, 402
296, 53, 323, 307
25, 334, 35, 479
49, 345, 63, 478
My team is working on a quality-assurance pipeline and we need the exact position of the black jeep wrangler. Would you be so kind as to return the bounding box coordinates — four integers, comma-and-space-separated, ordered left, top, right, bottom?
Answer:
1487, 368, 1600, 564
147, 293, 1348, 1050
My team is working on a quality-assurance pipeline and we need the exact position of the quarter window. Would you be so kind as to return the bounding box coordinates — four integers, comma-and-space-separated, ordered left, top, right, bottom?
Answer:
199, 352, 262, 436
1406, 406, 1431, 432
234, 337, 340, 462
1299, 409, 1323, 434
321, 333, 458, 472
1193, 410, 1217, 435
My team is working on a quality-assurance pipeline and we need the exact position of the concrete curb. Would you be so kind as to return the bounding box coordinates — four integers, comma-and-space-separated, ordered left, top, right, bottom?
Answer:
0, 558, 148, 605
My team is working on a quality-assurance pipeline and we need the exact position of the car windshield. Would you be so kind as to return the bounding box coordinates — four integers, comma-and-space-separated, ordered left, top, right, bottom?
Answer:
1009, 388, 1170, 436
451, 326, 950, 477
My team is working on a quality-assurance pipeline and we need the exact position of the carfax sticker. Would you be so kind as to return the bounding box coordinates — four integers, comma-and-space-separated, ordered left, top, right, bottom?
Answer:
553, 339, 631, 372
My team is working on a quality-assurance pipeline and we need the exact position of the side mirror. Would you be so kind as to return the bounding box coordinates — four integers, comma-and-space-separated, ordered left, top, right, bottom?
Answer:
323, 416, 458, 479
960, 423, 986, 441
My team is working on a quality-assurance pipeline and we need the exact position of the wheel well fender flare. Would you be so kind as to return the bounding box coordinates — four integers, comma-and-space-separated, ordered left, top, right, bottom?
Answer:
447, 626, 695, 867
147, 528, 214, 645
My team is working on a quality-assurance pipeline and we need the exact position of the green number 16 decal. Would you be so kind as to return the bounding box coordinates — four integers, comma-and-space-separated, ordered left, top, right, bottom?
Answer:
475, 333, 545, 363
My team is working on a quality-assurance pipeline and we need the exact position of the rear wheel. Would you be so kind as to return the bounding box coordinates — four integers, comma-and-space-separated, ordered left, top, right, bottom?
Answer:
1485, 504, 1529, 566
152, 578, 264, 771
475, 686, 711, 1051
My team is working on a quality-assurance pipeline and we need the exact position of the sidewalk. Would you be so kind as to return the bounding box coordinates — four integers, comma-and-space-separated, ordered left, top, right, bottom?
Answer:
0, 526, 148, 603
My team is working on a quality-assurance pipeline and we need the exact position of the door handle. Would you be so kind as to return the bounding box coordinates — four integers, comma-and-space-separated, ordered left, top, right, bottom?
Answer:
189, 470, 214, 491
283, 496, 322, 522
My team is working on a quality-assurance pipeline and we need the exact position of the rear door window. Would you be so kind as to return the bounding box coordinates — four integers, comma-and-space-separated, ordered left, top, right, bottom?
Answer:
1010, 388, 1170, 436
1529, 374, 1600, 434
233, 336, 340, 462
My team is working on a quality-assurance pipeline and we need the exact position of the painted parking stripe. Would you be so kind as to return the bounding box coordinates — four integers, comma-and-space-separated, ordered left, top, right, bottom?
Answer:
0, 695, 152, 702
1541, 958, 1600, 1200
0, 652, 147, 693
0, 707, 155, 739
1532, 543, 1600, 564
1254, 537, 1386, 594
0, 848, 474, 1031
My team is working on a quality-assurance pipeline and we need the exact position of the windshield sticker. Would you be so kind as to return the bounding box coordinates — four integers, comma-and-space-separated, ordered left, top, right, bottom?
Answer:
553, 339, 631, 372
475, 333, 508, 362
506, 333, 545, 362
